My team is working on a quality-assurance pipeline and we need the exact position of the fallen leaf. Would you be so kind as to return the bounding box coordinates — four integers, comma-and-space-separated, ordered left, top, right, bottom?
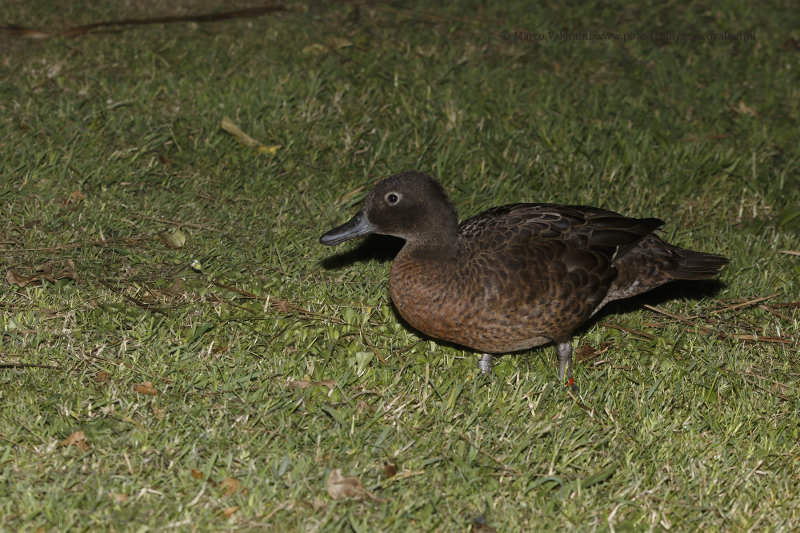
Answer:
771, 382, 792, 396
60, 430, 91, 451
95, 371, 111, 383
222, 506, 239, 518
191, 468, 205, 479
6, 269, 38, 287
62, 190, 85, 207
61, 259, 78, 280
220, 476, 241, 497
309, 496, 327, 511
158, 229, 186, 249
326, 37, 352, 50
5, 260, 78, 287
134, 381, 158, 395
736, 100, 757, 116
302, 43, 328, 55
288, 379, 338, 390
382, 461, 397, 479
110, 493, 128, 503
162, 278, 184, 296
781, 250, 800, 256
575, 341, 613, 362
326, 468, 379, 501
780, 38, 800, 51
470, 518, 498, 533
220, 116, 280, 153
355, 399, 375, 414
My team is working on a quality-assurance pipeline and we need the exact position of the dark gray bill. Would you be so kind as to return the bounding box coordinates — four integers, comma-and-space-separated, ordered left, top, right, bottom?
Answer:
320, 211, 376, 246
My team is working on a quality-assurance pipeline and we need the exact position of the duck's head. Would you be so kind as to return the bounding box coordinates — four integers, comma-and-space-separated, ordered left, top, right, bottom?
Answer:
320, 171, 458, 248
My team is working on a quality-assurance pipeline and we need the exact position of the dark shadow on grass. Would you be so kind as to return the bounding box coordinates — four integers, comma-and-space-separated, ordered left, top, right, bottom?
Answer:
590, 278, 726, 323
319, 234, 405, 269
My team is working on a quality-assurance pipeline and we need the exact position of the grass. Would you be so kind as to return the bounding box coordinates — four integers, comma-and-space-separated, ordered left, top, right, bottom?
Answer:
1, 0, 799, 530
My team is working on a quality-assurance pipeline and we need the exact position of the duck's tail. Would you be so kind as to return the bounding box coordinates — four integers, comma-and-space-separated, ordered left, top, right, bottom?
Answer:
599, 234, 728, 309
666, 246, 729, 280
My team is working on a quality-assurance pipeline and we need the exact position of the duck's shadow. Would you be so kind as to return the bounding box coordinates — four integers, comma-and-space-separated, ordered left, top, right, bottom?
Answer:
589, 279, 725, 325
320, 235, 405, 269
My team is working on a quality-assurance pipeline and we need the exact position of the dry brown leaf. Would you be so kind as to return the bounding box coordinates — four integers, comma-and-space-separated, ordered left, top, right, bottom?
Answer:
222, 506, 239, 518
6, 260, 78, 287
355, 399, 375, 414
134, 381, 158, 395
471, 520, 499, 533
6, 269, 38, 287
771, 382, 792, 396
288, 379, 338, 390
95, 370, 111, 383
220, 476, 241, 496
191, 468, 205, 479
60, 430, 91, 451
382, 461, 398, 479
736, 100, 757, 116
302, 43, 328, 55
309, 496, 327, 511
326, 468, 379, 501
575, 341, 613, 362
781, 250, 800, 257
327, 37, 352, 50
63, 190, 86, 207
110, 493, 128, 503
163, 278, 184, 296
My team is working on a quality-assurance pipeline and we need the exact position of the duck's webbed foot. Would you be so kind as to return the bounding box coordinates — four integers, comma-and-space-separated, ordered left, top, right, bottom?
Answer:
477, 353, 493, 375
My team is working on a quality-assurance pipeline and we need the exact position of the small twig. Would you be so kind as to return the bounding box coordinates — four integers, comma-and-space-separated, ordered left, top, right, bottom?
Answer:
768, 301, 800, 309
734, 372, 792, 402
360, 324, 389, 365
0, 362, 63, 370
0, 236, 146, 253
599, 322, 655, 340
643, 304, 697, 322
1, 5, 288, 40
715, 292, 780, 313
212, 280, 258, 298
98, 280, 170, 316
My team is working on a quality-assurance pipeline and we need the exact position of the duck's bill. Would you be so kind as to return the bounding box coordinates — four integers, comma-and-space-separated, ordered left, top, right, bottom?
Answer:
320, 211, 376, 246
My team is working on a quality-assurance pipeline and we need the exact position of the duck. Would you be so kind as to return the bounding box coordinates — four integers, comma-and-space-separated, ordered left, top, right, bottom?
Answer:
320, 171, 728, 387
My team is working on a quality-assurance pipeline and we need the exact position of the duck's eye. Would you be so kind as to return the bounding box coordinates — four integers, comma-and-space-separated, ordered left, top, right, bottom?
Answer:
385, 192, 401, 205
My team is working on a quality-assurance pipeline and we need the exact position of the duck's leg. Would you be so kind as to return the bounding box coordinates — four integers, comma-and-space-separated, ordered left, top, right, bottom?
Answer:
477, 354, 493, 375
556, 341, 575, 388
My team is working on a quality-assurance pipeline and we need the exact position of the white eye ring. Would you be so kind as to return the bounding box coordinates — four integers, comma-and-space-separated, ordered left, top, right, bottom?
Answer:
385, 192, 402, 205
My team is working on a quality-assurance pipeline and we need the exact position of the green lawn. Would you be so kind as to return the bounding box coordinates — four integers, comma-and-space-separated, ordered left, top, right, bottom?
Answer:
1, 1, 799, 531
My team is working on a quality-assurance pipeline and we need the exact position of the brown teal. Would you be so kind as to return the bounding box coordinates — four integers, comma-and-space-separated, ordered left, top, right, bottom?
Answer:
320, 171, 728, 387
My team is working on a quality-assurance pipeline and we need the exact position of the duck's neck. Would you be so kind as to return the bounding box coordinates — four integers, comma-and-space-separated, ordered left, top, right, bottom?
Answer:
396, 201, 460, 260
400, 226, 459, 262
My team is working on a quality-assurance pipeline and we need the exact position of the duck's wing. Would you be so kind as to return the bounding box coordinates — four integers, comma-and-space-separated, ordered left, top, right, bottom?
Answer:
451, 204, 664, 342
458, 203, 664, 257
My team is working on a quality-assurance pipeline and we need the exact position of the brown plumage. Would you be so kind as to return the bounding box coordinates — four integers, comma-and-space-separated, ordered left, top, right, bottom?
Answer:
320, 171, 728, 386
